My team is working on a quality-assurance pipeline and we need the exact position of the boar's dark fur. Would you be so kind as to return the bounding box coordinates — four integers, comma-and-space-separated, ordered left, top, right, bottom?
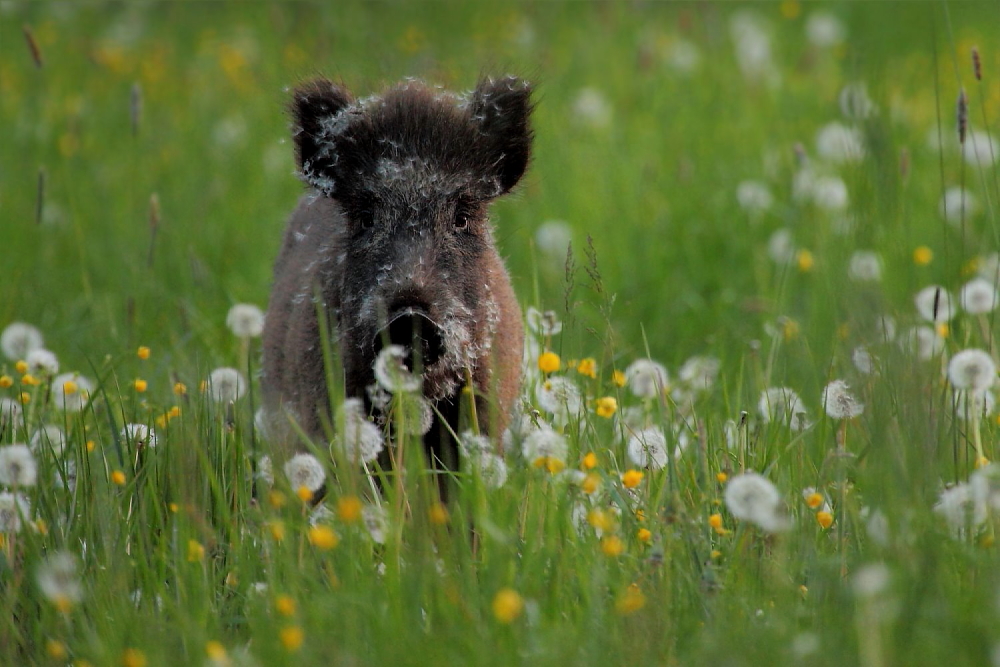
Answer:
261, 76, 531, 496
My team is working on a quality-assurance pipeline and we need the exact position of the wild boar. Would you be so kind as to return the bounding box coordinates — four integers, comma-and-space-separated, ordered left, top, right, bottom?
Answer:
261, 76, 532, 495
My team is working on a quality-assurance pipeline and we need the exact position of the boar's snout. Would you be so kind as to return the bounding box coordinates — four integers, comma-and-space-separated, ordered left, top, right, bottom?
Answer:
374, 305, 446, 373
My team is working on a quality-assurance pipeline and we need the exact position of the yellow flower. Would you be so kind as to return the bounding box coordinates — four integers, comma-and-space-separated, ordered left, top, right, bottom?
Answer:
275, 595, 296, 617
34, 519, 48, 535
836, 323, 850, 340
308, 525, 339, 550
492, 588, 524, 624
710, 549, 722, 559
601, 535, 624, 557
337, 495, 363, 523
936, 322, 950, 338
15, 360, 28, 374
173, 382, 187, 396
576, 357, 597, 379
913, 246, 933, 266
538, 351, 561, 373
53, 594, 74, 613
187, 539, 205, 562
268, 521, 286, 542
279, 626, 304, 652
428, 502, 450, 525
635, 509, 646, 522
168, 503, 179, 513
611, 370, 626, 387
18, 392, 30, 404
637, 527, 652, 543
780, 0, 800, 19
46, 639, 67, 660
816, 511, 834, 529
708, 513, 727, 535
782, 318, 800, 341
615, 584, 646, 615
805, 492, 824, 509
587, 509, 615, 532
137, 346, 150, 360
296, 485, 314, 503
716, 472, 728, 483
582, 452, 598, 470
976, 456, 991, 469
86, 440, 96, 453
0, 375, 12, 388
168, 406, 181, 418
205, 641, 227, 663
268, 490, 287, 509
121, 648, 147, 667
133, 379, 147, 393
621, 469, 644, 489
796, 249, 814, 272
111, 470, 126, 486
155, 414, 168, 429
595, 396, 618, 418
61, 380, 78, 394
21, 374, 40, 386
581, 473, 601, 495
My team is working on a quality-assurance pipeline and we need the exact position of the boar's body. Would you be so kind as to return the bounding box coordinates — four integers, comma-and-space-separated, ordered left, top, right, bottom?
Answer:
261, 77, 531, 485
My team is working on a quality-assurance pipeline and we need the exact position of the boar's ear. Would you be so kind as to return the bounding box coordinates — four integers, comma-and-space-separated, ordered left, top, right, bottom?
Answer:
467, 76, 534, 197
290, 78, 355, 195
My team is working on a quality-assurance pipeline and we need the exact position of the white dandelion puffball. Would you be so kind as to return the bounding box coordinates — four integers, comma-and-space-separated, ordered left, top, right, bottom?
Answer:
953, 389, 996, 421
815, 122, 865, 164
336, 398, 383, 464
362, 504, 388, 544
666, 38, 701, 74
206, 367, 247, 403
0, 322, 43, 361
459, 431, 493, 458
724, 472, 789, 533
226, 303, 265, 338
50, 373, 94, 412
525, 307, 563, 336
729, 11, 777, 84
852, 563, 891, 599
736, 180, 774, 215
283, 453, 326, 492
939, 186, 979, 225
373, 345, 421, 394
852, 346, 876, 375
961, 129, 999, 167
624, 359, 670, 399
947, 349, 997, 393
626, 427, 668, 470
678, 355, 721, 392
571, 87, 612, 128
899, 326, 944, 361
977, 252, 1000, 283
805, 11, 845, 47
255, 455, 274, 486
0, 491, 31, 533
848, 251, 883, 282
838, 82, 877, 120
934, 483, 986, 535
758, 387, 810, 430
811, 175, 850, 211
914, 285, 956, 323
0, 444, 36, 487
534, 377, 582, 425
36, 551, 82, 604
821, 380, 864, 420
521, 427, 567, 465
0, 398, 22, 428
534, 220, 573, 263
875, 315, 897, 343
473, 452, 509, 489
25, 348, 59, 376
121, 423, 157, 449
767, 228, 796, 264
960, 277, 998, 315
30, 425, 67, 457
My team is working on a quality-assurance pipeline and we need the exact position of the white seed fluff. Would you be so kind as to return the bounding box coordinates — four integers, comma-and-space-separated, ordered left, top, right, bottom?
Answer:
939, 186, 979, 225
226, 303, 265, 338
521, 428, 568, 465
0, 322, 43, 361
0, 491, 31, 533
0, 398, 22, 428
283, 453, 326, 492
30, 425, 67, 457
336, 398, 384, 464
736, 180, 774, 215
815, 122, 865, 164
947, 349, 997, 393
847, 250, 883, 282
121, 423, 158, 449
525, 307, 563, 336
206, 367, 247, 403
36, 551, 82, 604
758, 387, 810, 430
373, 345, 421, 394
624, 359, 670, 399
25, 348, 59, 375
914, 285, 956, 323
0, 444, 36, 487
626, 427, 669, 470
960, 277, 998, 315
724, 472, 789, 533
535, 377, 583, 425
821, 380, 864, 420
899, 326, 944, 361
50, 373, 94, 412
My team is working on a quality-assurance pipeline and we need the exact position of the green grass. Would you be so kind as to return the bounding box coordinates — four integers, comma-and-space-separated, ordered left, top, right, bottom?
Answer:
3, 1, 1000, 665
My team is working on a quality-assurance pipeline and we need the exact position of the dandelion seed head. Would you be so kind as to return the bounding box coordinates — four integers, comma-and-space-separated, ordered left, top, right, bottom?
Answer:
0, 444, 36, 487
939, 186, 980, 225
805, 11, 846, 47
767, 228, 796, 264
915, 285, 956, 323
976, 252, 1000, 283
724, 472, 789, 533
960, 277, 998, 315
525, 307, 563, 336
50, 372, 93, 412
226, 303, 265, 338
0, 398, 22, 428
934, 482, 986, 535
335, 398, 383, 463
758, 387, 810, 430
0, 322, 43, 361
815, 122, 865, 164
899, 325, 944, 360
961, 129, 999, 167
624, 359, 669, 398
852, 563, 891, 599
626, 427, 668, 470
373, 345, 421, 394
852, 346, 876, 375
0, 491, 30, 533
25, 348, 58, 375
534, 377, 582, 425
283, 453, 326, 493
205, 367, 248, 403
362, 504, 388, 544
521, 428, 567, 466
947, 349, 997, 392
36, 551, 82, 605
953, 389, 996, 421
811, 175, 850, 211
678, 355, 721, 392
736, 180, 773, 215
821, 380, 864, 419
848, 250, 883, 282
534, 220, 573, 264
838, 82, 877, 120
30, 425, 67, 456
121, 423, 157, 449
571, 87, 612, 128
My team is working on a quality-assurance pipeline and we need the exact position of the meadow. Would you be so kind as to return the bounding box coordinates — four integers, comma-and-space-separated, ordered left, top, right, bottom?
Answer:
2, 1, 1000, 665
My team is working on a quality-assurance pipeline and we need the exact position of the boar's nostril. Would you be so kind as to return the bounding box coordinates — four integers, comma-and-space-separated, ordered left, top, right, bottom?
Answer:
375, 308, 445, 372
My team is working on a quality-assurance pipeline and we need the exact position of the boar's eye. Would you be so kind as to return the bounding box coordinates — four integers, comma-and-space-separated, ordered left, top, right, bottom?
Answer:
352, 195, 376, 232
453, 200, 475, 231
